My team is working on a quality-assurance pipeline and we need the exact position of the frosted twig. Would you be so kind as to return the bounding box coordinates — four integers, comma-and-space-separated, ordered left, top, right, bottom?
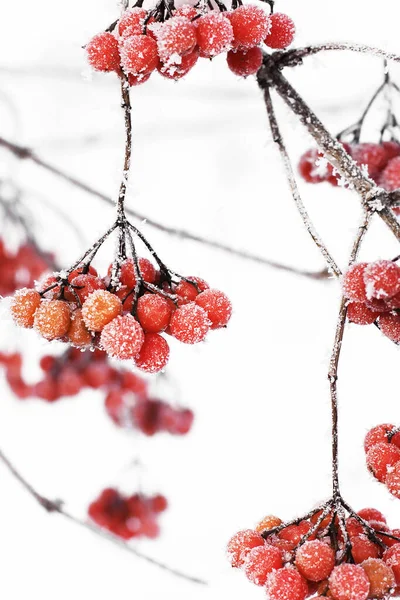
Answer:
0, 448, 207, 585
291, 43, 400, 64
262, 85, 342, 278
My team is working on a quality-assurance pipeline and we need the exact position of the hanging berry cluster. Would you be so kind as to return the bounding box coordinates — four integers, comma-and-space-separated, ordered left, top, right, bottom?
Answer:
342, 260, 400, 342
88, 488, 168, 540
0, 239, 51, 297
365, 424, 400, 500
86, 3, 295, 82
299, 141, 400, 200
227, 505, 400, 600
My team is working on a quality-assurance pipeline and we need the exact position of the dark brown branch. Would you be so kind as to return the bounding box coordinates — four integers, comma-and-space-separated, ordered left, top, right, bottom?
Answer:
0, 448, 207, 585
0, 135, 329, 280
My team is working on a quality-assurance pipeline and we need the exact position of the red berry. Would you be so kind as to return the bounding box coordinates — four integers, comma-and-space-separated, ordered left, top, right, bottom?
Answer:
345, 517, 365, 538
34, 300, 71, 340
175, 277, 209, 305
158, 47, 199, 79
342, 263, 368, 303
136, 294, 174, 333
364, 260, 400, 300
229, 5, 270, 49
352, 143, 388, 178
151, 494, 168, 513
226, 529, 264, 568
196, 12, 233, 58
378, 312, 400, 343
366, 442, 400, 482
101, 315, 144, 360
244, 545, 283, 586
33, 378, 58, 402
329, 564, 370, 600
118, 8, 147, 36
382, 141, 400, 162
364, 425, 398, 453
120, 35, 159, 75
118, 258, 157, 289
357, 508, 387, 524
380, 156, 400, 192
128, 72, 151, 86
169, 302, 210, 343
195, 289, 232, 329
295, 540, 335, 581
82, 290, 122, 332
134, 333, 170, 373
347, 302, 379, 325
226, 46, 262, 77
174, 4, 198, 19
265, 567, 308, 600
86, 32, 121, 72
351, 535, 381, 564
155, 16, 197, 62
70, 274, 106, 303
385, 461, 400, 499
265, 12, 295, 49
361, 558, 395, 599
384, 544, 400, 585
11, 288, 41, 328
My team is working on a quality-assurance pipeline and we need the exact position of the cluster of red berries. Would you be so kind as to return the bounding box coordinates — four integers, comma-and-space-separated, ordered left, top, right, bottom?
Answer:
86, 5, 295, 82
88, 488, 168, 540
105, 390, 193, 436
0, 239, 51, 297
10, 257, 232, 374
342, 260, 400, 341
0, 347, 193, 435
365, 424, 400, 500
227, 507, 400, 599
299, 141, 400, 201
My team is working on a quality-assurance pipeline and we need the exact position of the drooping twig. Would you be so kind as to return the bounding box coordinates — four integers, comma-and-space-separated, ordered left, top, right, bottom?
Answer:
263, 85, 342, 278
290, 42, 400, 64
0, 135, 329, 279
0, 448, 207, 585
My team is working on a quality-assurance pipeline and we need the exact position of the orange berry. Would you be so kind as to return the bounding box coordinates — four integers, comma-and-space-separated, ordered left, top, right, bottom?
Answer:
255, 515, 282, 534
82, 290, 122, 332
100, 314, 145, 360
361, 558, 395, 598
68, 309, 92, 348
34, 300, 71, 340
11, 288, 41, 328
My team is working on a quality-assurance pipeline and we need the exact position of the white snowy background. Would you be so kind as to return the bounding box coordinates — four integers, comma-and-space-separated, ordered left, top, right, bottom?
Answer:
1, 0, 400, 598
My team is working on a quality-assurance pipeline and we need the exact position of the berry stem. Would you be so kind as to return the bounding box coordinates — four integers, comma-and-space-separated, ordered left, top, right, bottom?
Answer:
0, 136, 329, 278
262, 84, 342, 278
117, 72, 132, 220
0, 447, 207, 585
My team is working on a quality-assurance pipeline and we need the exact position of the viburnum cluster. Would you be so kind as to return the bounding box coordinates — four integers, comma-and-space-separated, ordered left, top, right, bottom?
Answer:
298, 141, 400, 202
0, 346, 193, 435
10, 257, 232, 374
88, 488, 168, 540
227, 506, 400, 599
342, 260, 400, 341
0, 239, 51, 297
365, 424, 400, 500
86, 4, 295, 82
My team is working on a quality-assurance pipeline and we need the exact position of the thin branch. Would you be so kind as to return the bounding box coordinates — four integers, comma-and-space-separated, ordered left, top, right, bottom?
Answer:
0, 135, 329, 279
291, 43, 400, 64
117, 73, 132, 220
0, 448, 207, 586
263, 85, 342, 278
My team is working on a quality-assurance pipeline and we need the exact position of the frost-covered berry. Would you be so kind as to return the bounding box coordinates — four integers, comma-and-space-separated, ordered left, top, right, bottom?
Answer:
265, 567, 308, 600
342, 263, 368, 303
155, 16, 197, 62
86, 32, 121, 72
120, 35, 159, 75
101, 314, 145, 360
384, 544, 400, 585
174, 4, 198, 20
136, 294, 174, 333
82, 290, 122, 332
361, 558, 395, 599
229, 5, 270, 48
244, 545, 283, 586
255, 515, 282, 533
169, 302, 210, 343
68, 309, 92, 348
118, 8, 148, 36
366, 442, 400, 482
119, 257, 157, 288
295, 540, 335, 581
378, 312, 400, 343
329, 564, 370, 600
196, 12, 234, 58
351, 535, 381, 564
128, 72, 151, 86
364, 426, 399, 453
363, 260, 400, 300
352, 143, 388, 178
11, 288, 41, 328
265, 13, 296, 49
195, 289, 232, 329
70, 273, 106, 303
175, 277, 209, 305
379, 156, 400, 192
226, 47, 262, 77
34, 300, 71, 340
134, 333, 170, 373
385, 461, 400, 498
158, 48, 199, 79
347, 302, 379, 325
357, 508, 387, 524
226, 529, 265, 568
298, 148, 335, 184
